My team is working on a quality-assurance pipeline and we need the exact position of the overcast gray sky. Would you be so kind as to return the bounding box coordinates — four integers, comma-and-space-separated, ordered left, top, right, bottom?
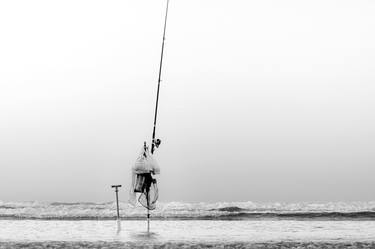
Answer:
0, 0, 374, 202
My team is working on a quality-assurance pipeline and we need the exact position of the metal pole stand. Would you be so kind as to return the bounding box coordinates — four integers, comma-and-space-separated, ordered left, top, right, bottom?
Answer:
111, 185, 122, 233
147, 210, 150, 233
146, 188, 150, 233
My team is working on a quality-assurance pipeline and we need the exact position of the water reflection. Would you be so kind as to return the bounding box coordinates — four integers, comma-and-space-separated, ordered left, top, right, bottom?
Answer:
129, 231, 159, 241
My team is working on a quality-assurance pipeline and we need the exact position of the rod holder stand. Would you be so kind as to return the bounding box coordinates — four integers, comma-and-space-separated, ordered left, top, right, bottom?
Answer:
111, 185, 122, 221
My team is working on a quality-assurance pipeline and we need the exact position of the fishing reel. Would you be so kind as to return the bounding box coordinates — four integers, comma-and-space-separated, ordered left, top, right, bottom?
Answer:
154, 139, 161, 148
143, 139, 161, 155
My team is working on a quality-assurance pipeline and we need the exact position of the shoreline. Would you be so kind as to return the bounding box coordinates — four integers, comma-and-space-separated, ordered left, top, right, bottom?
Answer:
1, 241, 375, 249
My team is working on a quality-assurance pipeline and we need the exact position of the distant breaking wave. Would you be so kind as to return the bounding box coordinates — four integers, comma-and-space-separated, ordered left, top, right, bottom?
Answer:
1, 201, 375, 220
204, 211, 375, 220
1, 211, 375, 221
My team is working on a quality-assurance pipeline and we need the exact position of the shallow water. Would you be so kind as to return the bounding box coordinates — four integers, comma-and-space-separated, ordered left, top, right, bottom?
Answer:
1, 220, 375, 245
1, 201, 375, 248
1, 241, 375, 249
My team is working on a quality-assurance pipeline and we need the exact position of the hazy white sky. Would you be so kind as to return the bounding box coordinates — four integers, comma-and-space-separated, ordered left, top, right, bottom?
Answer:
0, 0, 374, 202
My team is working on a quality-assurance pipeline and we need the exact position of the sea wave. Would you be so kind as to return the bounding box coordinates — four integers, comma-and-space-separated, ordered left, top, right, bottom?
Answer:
1, 201, 375, 220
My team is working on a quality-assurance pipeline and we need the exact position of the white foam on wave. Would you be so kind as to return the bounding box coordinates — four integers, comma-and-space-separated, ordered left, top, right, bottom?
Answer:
0, 201, 375, 219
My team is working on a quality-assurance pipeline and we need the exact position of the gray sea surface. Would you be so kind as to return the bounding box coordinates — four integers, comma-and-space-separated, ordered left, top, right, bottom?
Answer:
1, 201, 375, 248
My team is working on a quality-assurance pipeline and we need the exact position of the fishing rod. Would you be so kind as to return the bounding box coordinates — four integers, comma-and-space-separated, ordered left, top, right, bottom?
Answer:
151, 0, 170, 155
146, 0, 170, 234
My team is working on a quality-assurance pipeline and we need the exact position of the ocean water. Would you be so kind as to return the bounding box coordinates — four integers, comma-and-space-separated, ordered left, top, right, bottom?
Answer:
1, 201, 375, 248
